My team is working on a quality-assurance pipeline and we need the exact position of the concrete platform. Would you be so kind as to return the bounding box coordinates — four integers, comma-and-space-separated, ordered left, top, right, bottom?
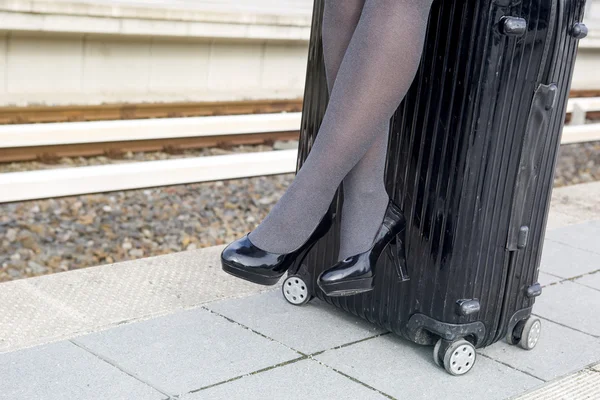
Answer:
1, 181, 599, 399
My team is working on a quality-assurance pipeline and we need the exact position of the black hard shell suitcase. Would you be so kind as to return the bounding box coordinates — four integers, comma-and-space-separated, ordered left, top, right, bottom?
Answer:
286, 0, 588, 374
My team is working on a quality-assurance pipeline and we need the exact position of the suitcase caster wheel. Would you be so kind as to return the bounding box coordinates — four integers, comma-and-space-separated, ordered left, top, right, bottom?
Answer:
433, 339, 443, 367
282, 275, 311, 306
506, 326, 518, 345
507, 317, 541, 349
435, 339, 476, 376
519, 318, 541, 350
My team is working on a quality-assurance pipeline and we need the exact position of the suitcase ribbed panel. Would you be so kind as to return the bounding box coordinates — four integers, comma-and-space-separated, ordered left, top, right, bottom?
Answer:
467, 0, 556, 341
297, 0, 585, 347
507, 0, 586, 337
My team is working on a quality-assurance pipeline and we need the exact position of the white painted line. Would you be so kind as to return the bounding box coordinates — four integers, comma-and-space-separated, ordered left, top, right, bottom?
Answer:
561, 124, 600, 144
0, 150, 297, 203
0, 113, 302, 148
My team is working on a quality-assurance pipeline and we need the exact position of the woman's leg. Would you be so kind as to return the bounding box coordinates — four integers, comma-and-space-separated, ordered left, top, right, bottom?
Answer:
249, 0, 433, 254
338, 126, 390, 261
322, 0, 365, 89
320, 0, 390, 262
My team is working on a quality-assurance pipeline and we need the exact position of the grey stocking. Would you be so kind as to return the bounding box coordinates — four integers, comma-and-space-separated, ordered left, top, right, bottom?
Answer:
321, 0, 391, 262
249, 0, 434, 254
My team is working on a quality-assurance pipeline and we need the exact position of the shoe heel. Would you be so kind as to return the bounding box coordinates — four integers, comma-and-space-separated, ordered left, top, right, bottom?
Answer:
386, 232, 409, 282
289, 240, 317, 276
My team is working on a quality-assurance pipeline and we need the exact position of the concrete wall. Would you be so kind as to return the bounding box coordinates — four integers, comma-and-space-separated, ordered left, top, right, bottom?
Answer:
0, 32, 309, 106
572, 49, 600, 91
0, 0, 598, 108
0, 0, 312, 107
572, 0, 600, 91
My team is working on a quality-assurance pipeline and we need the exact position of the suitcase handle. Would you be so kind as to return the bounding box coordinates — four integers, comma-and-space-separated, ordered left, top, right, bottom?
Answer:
499, 16, 527, 37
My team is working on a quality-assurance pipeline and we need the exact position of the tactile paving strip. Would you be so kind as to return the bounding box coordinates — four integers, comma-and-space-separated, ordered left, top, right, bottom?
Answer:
516, 364, 600, 399
0, 245, 269, 353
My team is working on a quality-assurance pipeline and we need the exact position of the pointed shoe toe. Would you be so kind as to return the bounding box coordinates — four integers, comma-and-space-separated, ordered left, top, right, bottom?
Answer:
220, 235, 288, 286
221, 209, 334, 286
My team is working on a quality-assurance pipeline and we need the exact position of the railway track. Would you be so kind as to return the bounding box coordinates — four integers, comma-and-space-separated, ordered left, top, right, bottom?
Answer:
0, 131, 300, 164
0, 89, 594, 125
0, 98, 303, 125
0, 112, 302, 164
0, 93, 599, 165
0, 99, 302, 163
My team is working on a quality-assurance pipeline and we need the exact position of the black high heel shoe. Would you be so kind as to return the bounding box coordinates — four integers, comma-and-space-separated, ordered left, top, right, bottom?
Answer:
317, 200, 407, 297
221, 210, 334, 286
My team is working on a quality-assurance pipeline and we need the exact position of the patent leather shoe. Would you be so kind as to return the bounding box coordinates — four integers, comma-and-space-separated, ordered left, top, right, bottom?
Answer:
221, 211, 333, 286
317, 199, 407, 296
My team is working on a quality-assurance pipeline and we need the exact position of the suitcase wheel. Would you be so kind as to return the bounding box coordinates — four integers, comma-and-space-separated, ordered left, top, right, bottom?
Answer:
433, 339, 476, 376
282, 274, 312, 306
519, 318, 542, 350
433, 339, 443, 368
506, 317, 542, 350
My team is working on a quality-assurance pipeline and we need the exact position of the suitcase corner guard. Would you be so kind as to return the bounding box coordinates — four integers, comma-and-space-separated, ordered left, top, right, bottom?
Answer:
405, 314, 486, 347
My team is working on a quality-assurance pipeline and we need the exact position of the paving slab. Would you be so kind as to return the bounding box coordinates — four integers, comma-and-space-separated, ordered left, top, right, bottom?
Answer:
546, 183, 600, 231
206, 289, 384, 355
0, 341, 165, 400
74, 307, 299, 396
574, 271, 600, 291
183, 359, 388, 400
480, 318, 600, 381
544, 220, 600, 255
537, 271, 563, 287
533, 281, 600, 337
539, 240, 600, 278
314, 334, 542, 400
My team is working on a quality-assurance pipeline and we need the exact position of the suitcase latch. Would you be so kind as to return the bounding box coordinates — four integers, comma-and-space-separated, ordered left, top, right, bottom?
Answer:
526, 283, 542, 298
571, 23, 588, 40
517, 226, 529, 249
455, 299, 481, 316
500, 16, 527, 37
